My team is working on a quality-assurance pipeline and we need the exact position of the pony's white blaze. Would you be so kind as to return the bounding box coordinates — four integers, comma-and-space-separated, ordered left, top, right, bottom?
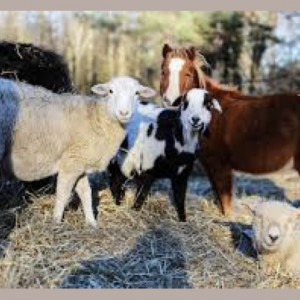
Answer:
164, 58, 185, 105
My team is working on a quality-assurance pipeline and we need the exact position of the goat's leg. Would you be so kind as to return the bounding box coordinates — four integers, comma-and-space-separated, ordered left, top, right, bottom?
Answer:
132, 174, 154, 211
171, 173, 189, 222
74, 175, 97, 227
108, 162, 127, 205
201, 159, 233, 216
53, 172, 79, 224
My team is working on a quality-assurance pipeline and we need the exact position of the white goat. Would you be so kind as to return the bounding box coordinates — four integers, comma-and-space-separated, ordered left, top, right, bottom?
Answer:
246, 201, 300, 275
0, 76, 156, 227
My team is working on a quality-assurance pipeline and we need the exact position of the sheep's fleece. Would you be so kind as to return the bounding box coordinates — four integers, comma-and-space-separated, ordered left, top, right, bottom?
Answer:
0, 76, 155, 226
246, 201, 300, 275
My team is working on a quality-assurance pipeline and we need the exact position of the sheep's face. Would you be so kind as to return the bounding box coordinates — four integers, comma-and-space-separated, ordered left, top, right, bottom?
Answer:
180, 89, 221, 134
91, 76, 156, 124
249, 202, 300, 254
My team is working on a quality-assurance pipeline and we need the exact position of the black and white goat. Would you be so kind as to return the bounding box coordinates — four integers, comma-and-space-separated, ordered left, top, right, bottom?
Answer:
108, 88, 222, 221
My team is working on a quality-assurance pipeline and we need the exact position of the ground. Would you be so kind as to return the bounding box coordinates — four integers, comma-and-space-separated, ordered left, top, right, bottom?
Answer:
1, 168, 300, 288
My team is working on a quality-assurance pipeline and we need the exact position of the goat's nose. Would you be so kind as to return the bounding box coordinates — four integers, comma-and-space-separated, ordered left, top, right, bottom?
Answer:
192, 116, 200, 124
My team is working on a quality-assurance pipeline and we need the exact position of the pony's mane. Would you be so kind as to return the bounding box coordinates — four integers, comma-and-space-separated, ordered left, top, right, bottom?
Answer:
204, 76, 243, 99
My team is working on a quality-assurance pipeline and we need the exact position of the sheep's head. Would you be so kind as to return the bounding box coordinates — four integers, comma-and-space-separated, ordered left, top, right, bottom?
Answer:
246, 201, 300, 254
91, 76, 156, 124
179, 88, 221, 134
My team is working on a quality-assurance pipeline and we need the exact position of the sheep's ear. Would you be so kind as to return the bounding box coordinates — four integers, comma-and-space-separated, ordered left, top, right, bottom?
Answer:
138, 86, 157, 99
91, 84, 110, 96
242, 203, 256, 217
162, 43, 172, 58
212, 99, 222, 113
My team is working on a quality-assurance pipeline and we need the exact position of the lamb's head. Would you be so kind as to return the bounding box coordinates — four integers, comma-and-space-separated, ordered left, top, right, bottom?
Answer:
91, 76, 156, 124
180, 88, 222, 134
246, 201, 300, 254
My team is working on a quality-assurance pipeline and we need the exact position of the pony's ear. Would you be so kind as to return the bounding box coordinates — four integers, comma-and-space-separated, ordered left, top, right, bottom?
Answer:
187, 46, 196, 61
162, 44, 172, 58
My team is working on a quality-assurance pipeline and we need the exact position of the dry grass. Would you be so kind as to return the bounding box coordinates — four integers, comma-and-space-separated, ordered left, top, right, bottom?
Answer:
1, 170, 300, 288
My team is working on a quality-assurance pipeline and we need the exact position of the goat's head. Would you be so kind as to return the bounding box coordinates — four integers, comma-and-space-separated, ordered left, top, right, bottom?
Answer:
179, 88, 221, 135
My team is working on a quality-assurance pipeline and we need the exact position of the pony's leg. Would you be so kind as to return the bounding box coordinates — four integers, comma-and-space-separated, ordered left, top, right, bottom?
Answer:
293, 153, 300, 185
201, 159, 233, 216
132, 174, 154, 211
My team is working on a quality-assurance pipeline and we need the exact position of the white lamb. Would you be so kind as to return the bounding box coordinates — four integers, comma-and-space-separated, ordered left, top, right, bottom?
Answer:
246, 201, 300, 275
0, 76, 156, 227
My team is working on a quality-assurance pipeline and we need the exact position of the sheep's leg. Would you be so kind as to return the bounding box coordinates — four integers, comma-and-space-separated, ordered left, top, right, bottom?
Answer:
53, 172, 79, 224
132, 174, 154, 211
74, 175, 97, 227
171, 173, 189, 222
108, 161, 127, 205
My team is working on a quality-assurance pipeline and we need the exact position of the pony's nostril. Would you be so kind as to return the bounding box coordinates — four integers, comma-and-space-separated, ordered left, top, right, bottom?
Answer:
163, 97, 171, 106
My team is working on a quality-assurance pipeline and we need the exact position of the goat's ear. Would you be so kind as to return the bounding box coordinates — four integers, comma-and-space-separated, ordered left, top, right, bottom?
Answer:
179, 94, 188, 110
162, 43, 172, 58
242, 203, 256, 217
212, 99, 222, 113
187, 46, 196, 61
91, 84, 110, 96
138, 86, 157, 99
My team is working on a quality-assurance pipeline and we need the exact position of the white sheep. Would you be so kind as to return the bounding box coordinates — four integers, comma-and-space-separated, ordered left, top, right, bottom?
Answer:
245, 201, 300, 275
108, 89, 222, 221
0, 76, 156, 227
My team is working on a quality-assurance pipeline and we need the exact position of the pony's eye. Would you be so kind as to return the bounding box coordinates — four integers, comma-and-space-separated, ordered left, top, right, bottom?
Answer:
185, 73, 192, 78
135, 91, 140, 95
109, 89, 113, 94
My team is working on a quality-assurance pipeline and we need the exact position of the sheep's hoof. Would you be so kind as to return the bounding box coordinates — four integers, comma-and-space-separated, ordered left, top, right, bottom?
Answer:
52, 216, 63, 225
86, 220, 98, 228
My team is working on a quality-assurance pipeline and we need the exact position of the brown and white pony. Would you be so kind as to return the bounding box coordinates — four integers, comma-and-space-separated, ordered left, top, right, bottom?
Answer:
160, 43, 300, 216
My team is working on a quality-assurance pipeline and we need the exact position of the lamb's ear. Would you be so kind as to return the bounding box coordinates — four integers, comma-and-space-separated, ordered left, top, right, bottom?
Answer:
212, 99, 222, 113
162, 43, 172, 58
91, 84, 110, 96
241, 203, 256, 217
138, 86, 157, 99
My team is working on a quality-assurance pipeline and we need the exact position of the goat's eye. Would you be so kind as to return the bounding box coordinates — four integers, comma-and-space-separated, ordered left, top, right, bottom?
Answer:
109, 89, 113, 94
